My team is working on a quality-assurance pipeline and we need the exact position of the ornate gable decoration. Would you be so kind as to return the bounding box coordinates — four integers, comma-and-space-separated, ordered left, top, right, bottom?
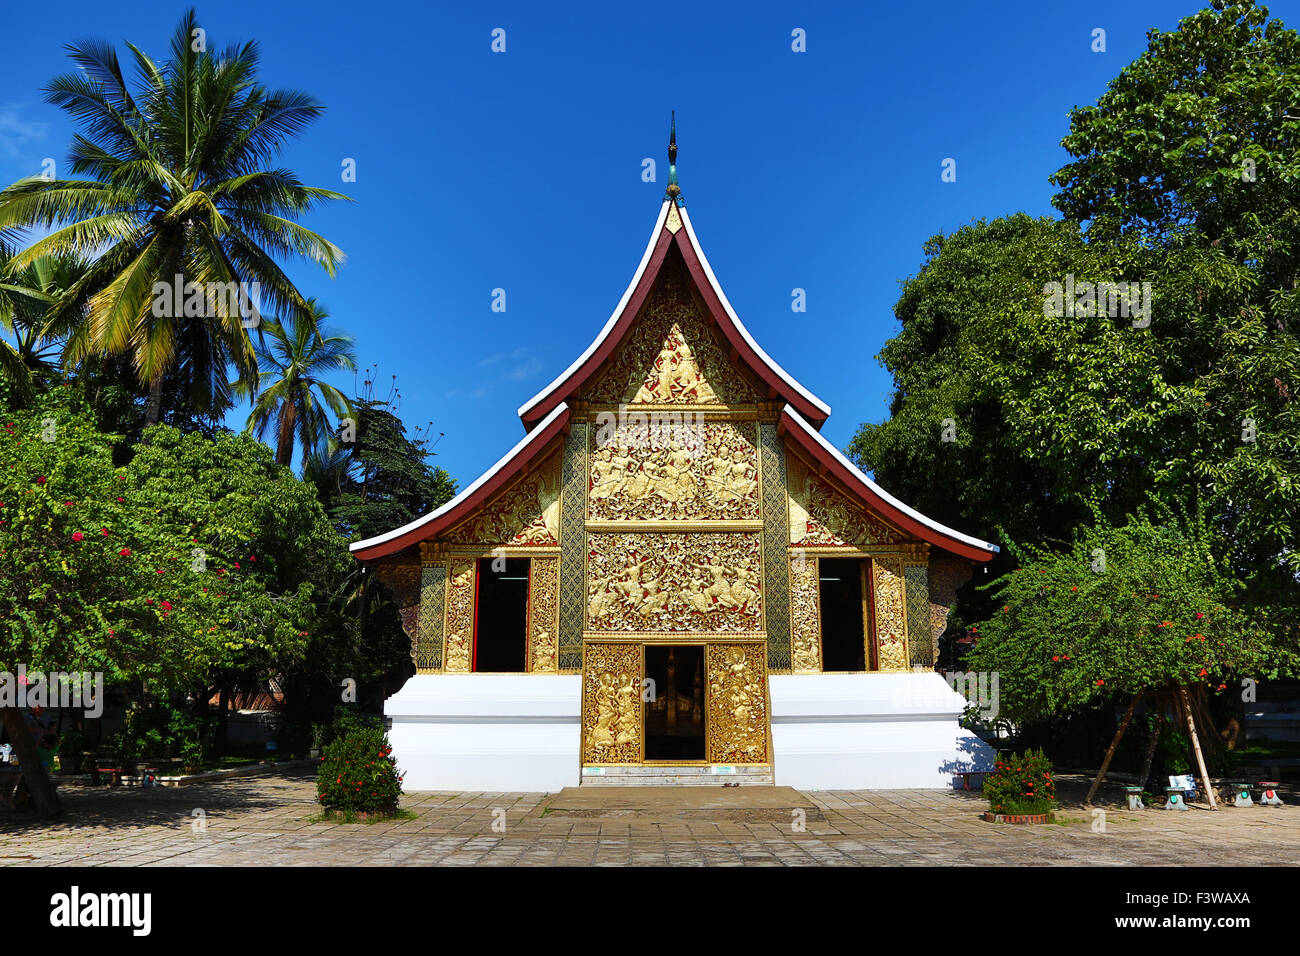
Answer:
585, 267, 763, 408
787, 453, 901, 547
588, 420, 760, 521
445, 451, 562, 546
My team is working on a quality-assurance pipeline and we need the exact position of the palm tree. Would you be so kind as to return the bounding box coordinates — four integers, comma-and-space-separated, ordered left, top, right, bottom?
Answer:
0, 8, 347, 425
0, 242, 87, 392
246, 299, 356, 468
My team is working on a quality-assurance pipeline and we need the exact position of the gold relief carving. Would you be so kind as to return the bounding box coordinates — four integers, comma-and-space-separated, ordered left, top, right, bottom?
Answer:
665, 203, 682, 233
872, 556, 908, 672
419, 541, 443, 565
586, 270, 761, 407
582, 643, 642, 764
789, 556, 822, 673
787, 454, 901, 547
528, 557, 560, 673
706, 644, 770, 764
586, 532, 762, 632
588, 421, 760, 521
446, 452, 561, 546
443, 560, 476, 673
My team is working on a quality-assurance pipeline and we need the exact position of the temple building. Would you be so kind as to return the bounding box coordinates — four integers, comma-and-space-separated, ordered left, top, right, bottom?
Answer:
351, 128, 997, 791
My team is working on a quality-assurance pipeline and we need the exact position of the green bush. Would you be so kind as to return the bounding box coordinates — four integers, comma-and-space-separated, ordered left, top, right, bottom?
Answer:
316, 705, 384, 750
316, 724, 403, 815
985, 747, 1056, 816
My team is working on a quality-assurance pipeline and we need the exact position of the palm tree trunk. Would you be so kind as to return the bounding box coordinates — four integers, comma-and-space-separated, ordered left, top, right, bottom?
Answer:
276, 403, 297, 466
144, 374, 164, 427
1, 706, 62, 818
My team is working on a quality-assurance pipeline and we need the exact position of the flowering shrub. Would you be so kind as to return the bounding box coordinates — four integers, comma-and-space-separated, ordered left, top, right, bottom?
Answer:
316, 724, 403, 815
984, 748, 1055, 816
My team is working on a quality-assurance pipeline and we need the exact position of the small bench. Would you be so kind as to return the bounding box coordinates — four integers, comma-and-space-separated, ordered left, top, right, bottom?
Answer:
92, 766, 126, 787
954, 770, 992, 791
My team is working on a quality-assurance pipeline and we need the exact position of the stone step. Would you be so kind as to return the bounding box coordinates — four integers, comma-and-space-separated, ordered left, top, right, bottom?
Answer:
580, 765, 774, 786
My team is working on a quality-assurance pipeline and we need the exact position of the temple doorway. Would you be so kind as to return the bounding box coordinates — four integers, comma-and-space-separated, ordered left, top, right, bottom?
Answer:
643, 645, 706, 761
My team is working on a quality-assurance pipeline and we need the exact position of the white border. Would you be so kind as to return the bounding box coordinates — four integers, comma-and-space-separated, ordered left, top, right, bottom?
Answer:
516, 202, 671, 420
783, 405, 999, 554
348, 402, 569, 554
677, 204, 831, 418
516, 199, 833, 422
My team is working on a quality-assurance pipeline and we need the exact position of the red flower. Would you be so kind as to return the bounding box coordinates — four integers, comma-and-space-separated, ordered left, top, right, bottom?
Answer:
1196, 612, 1204, 619
1096, 679, 1105, 686
101, 528, 109, 536
119, 547, 132, 557
64, 500, 73, 507
36, 476, 46, 484
115, 496, 124, 502
1052, 655, 1060, 662
1199, 668, 1208, 677
1071, 586, 1077, 592
72, 531, 84, 542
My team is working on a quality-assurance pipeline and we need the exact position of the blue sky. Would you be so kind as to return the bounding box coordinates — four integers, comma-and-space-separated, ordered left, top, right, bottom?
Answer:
1, 0, 1277, 489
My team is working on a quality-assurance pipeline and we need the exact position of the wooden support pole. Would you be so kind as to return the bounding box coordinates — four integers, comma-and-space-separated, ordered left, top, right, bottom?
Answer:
1086, 690, 1144, 806
1179, 684, 1218, 810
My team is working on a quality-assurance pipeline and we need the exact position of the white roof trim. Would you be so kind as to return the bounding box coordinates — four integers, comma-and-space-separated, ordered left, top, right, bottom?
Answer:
349, 402, 569, 553
517, 201, 672, 420
677, 204, 831, 419
784, 405, 999, 554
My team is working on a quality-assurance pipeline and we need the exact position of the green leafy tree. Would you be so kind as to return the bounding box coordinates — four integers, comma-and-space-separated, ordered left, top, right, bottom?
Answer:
245, 299, 356, 468
966, 510, 1294, 727
323, 394, 456, 542
0, 388, 348, 816
0, 8, 347, 426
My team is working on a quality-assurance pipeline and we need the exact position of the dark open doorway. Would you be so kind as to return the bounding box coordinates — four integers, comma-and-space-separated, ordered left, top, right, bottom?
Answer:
819, 557, 866, 672
474, 557, 529, 672
643, 645, 706, 761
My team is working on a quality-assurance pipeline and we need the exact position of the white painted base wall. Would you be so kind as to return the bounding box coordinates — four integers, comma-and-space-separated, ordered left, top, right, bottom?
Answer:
387, 671, 994, 792
385, 675, 582, 792
769, 673, 996, 790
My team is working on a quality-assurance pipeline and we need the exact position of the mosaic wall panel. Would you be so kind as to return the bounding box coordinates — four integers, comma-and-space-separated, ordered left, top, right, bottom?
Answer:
528, 556, 560, 673
706, 644, 770, 764
584, 264, 763, 407
588, 420, 760, 521
904, 562, 933, 669
442, 559, 476, 673
581, 643, 643, 764
759, 425, 791, 670
558, 423, 589, 671
789, 555, 822, 673
586, 532, 762, 632
872, 556, 909, 672
445, 451, 561, 546
416, 563, 447, 672
787, 454, 901, 547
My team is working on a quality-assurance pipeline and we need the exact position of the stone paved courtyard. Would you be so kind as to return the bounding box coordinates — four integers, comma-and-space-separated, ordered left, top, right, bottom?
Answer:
2, 770, 1298, 866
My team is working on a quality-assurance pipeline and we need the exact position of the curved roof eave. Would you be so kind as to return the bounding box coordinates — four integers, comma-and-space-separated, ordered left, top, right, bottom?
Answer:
350, 403, 571, 561
516, 199, 831, 430
516, 201, 672, 424
779, 405, 999, 562
676, 204, 830, 421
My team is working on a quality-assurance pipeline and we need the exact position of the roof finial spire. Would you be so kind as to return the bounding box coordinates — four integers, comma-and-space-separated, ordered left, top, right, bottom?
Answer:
666, 110, 680, 202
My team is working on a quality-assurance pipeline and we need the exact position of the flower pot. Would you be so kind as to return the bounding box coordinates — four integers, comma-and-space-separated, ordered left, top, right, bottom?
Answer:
982, 811, 1054, 824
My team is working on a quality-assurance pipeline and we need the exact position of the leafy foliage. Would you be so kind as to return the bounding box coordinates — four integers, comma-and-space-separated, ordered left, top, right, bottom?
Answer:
0, 387, 344, 689
0, 8, 347, 424
965, 510, 1296, 724
318, 398, 456, 542
316, 723, 403, 815
984, 748, 1055, 816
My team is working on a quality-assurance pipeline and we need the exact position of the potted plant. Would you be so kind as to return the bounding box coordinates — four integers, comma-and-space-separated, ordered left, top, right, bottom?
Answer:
983, 748, 1056, 823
